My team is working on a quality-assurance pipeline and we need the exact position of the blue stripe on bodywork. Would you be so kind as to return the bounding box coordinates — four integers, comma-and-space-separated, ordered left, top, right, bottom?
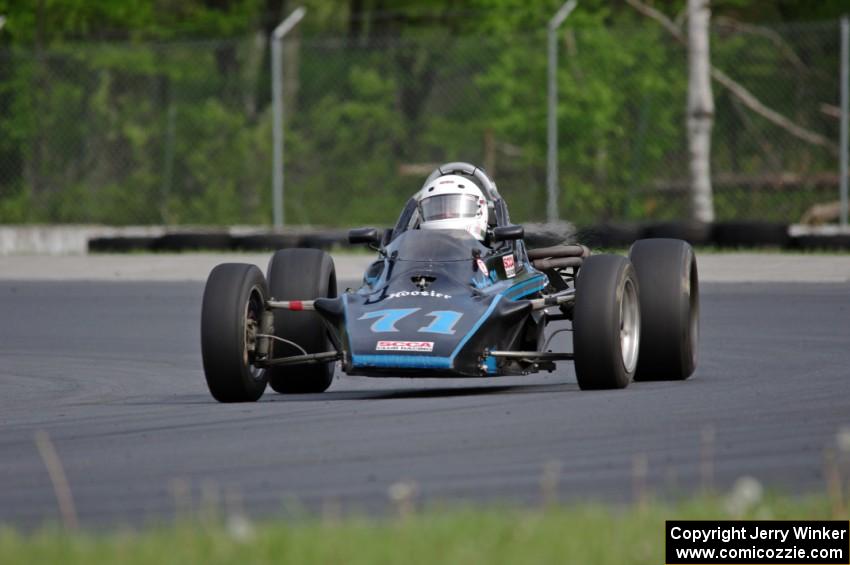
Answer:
351, 354, 451, 370
443, 273, 544, 369
503, 275, 547, 301
448, 294, 503, 364
508, 282, 547, 301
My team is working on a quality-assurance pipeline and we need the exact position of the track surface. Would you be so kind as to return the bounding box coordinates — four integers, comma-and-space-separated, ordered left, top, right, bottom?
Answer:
1, 280, 848, 528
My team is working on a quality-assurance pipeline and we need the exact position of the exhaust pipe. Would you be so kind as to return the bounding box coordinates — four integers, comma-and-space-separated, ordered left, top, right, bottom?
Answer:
528, 244, 589, 271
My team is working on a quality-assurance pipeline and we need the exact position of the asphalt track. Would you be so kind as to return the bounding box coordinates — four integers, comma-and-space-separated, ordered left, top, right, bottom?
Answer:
1, 279, 848, 528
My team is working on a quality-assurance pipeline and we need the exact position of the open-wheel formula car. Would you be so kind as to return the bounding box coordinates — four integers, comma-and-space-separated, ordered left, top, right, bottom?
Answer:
201, 162, 699, 402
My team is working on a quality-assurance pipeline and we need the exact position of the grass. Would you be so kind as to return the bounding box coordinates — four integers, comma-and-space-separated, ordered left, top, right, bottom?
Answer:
0, 494, 846, 565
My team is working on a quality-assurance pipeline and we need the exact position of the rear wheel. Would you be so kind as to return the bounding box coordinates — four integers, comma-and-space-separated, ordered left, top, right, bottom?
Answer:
201, 264, 269, 402
266, 249, 337, 394
629, 238, 699, 381
573, 255, 641, 390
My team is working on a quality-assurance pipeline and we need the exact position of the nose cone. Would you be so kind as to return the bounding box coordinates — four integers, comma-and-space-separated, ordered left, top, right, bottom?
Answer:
342, 284, 493, 373
341, 286, 533, 377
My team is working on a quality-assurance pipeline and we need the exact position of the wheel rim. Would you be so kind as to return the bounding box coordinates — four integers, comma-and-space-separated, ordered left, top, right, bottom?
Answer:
619, 277, 640, 373
243, 286, 266, 382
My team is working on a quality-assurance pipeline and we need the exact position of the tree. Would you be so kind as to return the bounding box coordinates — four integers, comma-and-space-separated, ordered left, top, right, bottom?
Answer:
687, 0, 714, 223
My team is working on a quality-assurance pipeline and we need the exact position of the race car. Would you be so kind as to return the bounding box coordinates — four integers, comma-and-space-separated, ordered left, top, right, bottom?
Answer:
200, 162, 699, 402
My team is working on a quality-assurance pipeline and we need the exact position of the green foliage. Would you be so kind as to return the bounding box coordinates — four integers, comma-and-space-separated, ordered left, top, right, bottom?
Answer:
0, 0, 262, 42
289, 63, 405, 224
0, 1, 843, 226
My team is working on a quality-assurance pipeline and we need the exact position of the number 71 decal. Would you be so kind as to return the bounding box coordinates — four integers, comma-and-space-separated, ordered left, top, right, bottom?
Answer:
358, 308, 463, 335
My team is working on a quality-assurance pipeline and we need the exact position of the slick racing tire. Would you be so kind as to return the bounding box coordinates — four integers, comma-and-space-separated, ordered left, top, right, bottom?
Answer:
628, 238, 699, 381
266, 249, 337, 394
201, 264, 269, 402
573, 255, 641, 390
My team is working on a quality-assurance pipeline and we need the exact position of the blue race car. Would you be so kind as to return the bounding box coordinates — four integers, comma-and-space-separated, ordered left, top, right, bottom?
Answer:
200, 162, 699, 402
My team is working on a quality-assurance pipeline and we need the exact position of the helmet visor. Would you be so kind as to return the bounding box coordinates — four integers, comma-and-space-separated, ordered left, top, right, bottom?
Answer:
419, 194, 480, 222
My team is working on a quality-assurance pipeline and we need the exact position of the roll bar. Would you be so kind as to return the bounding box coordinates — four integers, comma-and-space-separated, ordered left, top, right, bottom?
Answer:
422, 162, 502, 201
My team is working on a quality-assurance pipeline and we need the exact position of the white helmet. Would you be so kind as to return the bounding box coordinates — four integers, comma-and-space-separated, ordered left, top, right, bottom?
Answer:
417, 175, 489, 241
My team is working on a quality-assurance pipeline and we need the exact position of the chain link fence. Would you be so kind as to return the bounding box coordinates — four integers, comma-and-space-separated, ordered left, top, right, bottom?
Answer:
0, 38, 273, 225
0, 20, 842, 227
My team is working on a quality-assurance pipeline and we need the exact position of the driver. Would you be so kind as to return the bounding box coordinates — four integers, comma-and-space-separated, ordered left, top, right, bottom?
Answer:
417, 175, 488, 241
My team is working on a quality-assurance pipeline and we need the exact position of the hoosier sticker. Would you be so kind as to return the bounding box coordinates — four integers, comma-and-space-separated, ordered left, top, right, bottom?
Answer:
502, 254, 516, 278
376, 340, 435, 352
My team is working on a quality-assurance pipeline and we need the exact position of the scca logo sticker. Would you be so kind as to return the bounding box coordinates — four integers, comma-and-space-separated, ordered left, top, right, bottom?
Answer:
376, 341, 434, 352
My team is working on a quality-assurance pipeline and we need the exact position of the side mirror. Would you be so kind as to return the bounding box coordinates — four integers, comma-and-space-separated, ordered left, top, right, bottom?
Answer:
492, 224, 524, 242
349, 227, 382, 245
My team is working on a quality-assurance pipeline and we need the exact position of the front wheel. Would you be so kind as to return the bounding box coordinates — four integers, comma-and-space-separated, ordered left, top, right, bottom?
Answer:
201, 264, 269, 402
266, 249, 337, 394
573, 255, 641, 390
